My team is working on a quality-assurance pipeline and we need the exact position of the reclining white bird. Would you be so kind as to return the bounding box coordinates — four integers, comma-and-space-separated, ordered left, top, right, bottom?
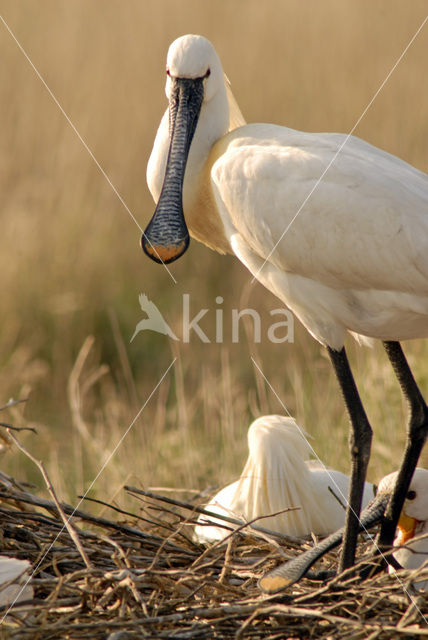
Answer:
259, 467, 428, 593
194, 415, 374, 543
142, 34, 428, 571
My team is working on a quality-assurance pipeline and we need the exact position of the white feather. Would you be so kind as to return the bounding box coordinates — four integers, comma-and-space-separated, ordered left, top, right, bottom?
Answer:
194, 415, 374, 543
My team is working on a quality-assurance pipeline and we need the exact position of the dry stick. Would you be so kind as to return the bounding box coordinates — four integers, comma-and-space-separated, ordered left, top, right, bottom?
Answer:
150, 499, 302, 572
129, 486, 303, 575
139, 492, 213, 573
0, 487, 194, 554
78, 494, 174, 532
328, 485, 347, 511
125, 485, 302, 544
0, 398, 29, 412
7, 429, 93, 570
108, 307, 140, 410
121, 489, 206, 537
0, 422, 37, 434
67, 335, 96, 443
190, 508, 306, 573
81, 493, 199, 551
219, 536, 235, 584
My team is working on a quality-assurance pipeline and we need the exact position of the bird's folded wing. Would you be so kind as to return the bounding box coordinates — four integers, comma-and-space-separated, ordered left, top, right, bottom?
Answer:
211, 124, 428, 295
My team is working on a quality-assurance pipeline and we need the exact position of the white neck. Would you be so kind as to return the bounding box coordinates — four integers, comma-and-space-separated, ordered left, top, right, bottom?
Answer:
183, 83, 229, 206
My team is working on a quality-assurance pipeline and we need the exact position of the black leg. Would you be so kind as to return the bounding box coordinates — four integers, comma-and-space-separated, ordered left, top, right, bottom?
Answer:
327, 346, 373, 571
378, 341, 428, 549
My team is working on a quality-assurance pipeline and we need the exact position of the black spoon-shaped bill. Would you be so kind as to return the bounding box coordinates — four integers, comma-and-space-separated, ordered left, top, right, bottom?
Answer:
142, 76, 205, 264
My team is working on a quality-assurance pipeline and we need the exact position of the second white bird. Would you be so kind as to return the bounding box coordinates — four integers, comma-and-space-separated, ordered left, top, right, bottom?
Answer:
194, 415, 374, 543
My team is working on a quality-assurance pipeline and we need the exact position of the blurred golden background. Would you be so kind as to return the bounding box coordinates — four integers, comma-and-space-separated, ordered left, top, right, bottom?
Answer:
0, 1, 427, 506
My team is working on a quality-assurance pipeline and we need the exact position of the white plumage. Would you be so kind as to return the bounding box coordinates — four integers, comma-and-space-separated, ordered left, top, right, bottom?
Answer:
146, 34, 428, 351
194, 416, 374, 543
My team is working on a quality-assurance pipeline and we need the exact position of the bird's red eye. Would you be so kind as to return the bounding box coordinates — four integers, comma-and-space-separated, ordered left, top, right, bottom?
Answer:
205, 68, 211, 78
166, 68, 171, 76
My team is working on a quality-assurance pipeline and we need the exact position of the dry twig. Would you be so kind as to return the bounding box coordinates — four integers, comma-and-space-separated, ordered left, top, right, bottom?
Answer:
0, 470, 426, 639
7, 429, 92, 570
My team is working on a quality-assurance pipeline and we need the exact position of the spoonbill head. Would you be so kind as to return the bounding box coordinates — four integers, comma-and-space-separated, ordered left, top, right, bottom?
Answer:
143, 35, 232, 263
142, 34, 428, 575
194, 415, 374, 543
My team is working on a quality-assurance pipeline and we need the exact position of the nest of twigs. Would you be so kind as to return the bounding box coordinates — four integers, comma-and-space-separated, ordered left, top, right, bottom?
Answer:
0, 471, 427, 640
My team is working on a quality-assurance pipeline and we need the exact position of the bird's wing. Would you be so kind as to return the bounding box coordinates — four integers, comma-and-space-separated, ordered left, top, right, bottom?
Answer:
211, 124, 428, 295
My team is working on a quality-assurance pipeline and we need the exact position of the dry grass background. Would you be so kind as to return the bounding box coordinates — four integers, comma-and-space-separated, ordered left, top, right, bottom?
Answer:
0, 0, 427, 511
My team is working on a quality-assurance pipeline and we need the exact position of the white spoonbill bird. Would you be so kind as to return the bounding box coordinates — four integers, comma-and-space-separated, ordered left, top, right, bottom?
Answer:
142, 34, 428, 571
193, 415, 374, 543
260, 467, 428, 593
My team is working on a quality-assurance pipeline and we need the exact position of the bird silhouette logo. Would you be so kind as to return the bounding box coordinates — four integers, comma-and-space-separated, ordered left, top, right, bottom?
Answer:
130, 294, 179, 342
